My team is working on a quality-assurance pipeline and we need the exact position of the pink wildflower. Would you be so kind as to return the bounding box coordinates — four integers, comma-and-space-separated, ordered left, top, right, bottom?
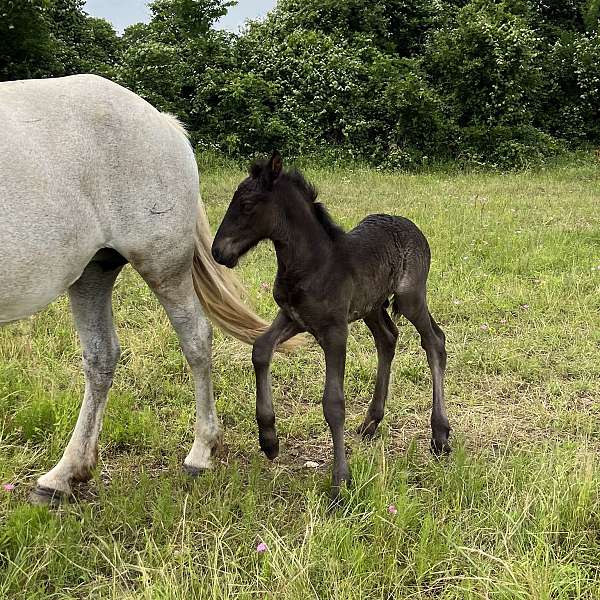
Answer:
387, 504, 398, 515
3, 484, 15, 492
256, 542, 268, 553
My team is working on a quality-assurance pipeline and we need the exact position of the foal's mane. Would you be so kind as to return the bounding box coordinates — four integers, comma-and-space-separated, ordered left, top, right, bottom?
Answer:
282, 168, 345, 241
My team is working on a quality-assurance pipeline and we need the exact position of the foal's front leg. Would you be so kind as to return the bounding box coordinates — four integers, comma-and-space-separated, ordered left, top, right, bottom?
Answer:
252, 311, 302, 459
318, 324, 350, 500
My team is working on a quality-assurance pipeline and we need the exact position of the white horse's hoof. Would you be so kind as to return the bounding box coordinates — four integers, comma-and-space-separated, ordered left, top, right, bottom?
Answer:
182, 463, 211, 478
29, 485, 69, 507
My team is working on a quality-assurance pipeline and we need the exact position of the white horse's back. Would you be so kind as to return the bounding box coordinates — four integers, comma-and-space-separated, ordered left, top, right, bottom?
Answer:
0, 74, 197, 322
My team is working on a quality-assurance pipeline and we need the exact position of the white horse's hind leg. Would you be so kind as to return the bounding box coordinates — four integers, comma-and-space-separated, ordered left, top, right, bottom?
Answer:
149, 272, 221, 474
31, 261, 122, 504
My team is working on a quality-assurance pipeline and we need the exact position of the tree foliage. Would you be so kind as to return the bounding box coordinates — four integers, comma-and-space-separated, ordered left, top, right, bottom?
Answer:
117, 0, 235, 118
1, 0, 599, 168
0, 0, 119, 80
0, 0, 57, 80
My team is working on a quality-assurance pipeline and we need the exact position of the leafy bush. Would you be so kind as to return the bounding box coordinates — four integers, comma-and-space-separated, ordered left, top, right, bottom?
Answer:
531, 0, 589, 38
2, 0, 599, 168
536, 31, 600, 143
457, 125, 563, 169
0, 0, 119, 80
267, 0, 436, 56
424, 0, 542, 128
0, 0, 59, 80
117, 0, 235, 119
583, 0, 600, 31
193, 20, 455, 165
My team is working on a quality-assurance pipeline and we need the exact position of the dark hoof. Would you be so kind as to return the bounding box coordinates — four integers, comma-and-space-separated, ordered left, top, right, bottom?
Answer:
328, 478, 351, 510
430, 437, 452, 456
329, 467, 351, 501
182, 463, 209, 478
356, 420, 379, 440
29, 485, 69, 507
328, 488, 343, 510
259, 433, 279, 460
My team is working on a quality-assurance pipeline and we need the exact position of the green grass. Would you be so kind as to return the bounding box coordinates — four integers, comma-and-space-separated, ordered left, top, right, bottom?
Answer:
1, 159, 600, 598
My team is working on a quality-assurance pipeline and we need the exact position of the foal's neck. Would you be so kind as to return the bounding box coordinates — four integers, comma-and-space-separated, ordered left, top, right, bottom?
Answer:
271, 198, 334, 280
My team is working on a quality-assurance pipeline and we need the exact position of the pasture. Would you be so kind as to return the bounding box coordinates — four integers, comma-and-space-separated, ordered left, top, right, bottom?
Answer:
1, 159, 599, 599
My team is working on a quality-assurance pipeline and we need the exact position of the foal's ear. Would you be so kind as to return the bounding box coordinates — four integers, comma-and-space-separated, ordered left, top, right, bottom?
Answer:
268, 151, 283, 180
249, 161, 263, 179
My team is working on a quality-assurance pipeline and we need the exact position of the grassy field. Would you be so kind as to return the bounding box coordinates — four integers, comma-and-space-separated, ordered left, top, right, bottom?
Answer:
1, 159, 600, 599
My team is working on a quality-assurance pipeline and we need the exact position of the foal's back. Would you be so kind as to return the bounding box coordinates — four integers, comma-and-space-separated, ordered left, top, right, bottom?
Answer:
341, 213, 432, 312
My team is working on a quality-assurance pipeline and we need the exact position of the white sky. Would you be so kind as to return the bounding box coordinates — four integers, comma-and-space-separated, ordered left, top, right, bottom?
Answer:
83, 0, 277, 33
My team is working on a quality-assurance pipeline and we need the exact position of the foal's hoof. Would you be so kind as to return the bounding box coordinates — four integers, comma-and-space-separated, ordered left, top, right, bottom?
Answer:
356, 420, 379, 440
328, 477, 351, 509
430, 437, 452, 456
29, 485, 69, 507
182, 463, 210, 478
259, 434, 279, 460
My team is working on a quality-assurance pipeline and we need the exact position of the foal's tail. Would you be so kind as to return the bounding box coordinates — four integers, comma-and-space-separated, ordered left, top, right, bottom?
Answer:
191, 200, 300, 350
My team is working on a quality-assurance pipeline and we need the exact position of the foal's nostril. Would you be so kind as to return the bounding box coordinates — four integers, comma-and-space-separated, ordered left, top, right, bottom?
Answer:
211, 245, 223, 264
212, 238, 239, 268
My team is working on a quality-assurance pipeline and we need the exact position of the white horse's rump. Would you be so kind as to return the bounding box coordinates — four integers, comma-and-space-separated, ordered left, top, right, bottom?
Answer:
1, 75, 194, 321
0, 75, 270, 502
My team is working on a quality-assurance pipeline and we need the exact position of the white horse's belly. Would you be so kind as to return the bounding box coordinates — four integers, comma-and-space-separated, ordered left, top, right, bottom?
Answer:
0, 258, 90, 323
0, 201, 104, 324
0, 289, 64, 323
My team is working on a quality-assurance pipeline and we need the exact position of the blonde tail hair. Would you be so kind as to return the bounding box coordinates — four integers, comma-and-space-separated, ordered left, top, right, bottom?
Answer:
160, 112, 299, 350
192, 201, 300, 350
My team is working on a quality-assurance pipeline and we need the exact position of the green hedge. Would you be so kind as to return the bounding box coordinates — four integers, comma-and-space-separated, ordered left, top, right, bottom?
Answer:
2, 0, 599, 168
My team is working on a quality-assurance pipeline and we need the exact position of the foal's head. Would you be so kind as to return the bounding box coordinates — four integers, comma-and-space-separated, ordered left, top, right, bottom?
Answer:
212, 152, 307, 266
211, 152, 285, 267
212, 152, 343, 268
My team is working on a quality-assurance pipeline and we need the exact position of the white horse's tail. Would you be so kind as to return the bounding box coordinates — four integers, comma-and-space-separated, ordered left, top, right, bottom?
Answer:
161, 112, 300, 350
161, 112, 190, 140
192, 203, 300, 350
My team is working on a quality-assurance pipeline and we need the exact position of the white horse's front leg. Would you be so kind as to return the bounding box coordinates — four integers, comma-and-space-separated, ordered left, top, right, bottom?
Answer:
31, 261, 123, 504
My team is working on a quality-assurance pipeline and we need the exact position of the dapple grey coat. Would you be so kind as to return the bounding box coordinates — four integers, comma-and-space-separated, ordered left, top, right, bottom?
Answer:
0, 75, 268, 503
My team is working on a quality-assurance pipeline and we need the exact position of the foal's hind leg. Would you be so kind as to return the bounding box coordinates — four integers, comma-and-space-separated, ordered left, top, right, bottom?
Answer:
147, 272, 220, 474
32, 261, 123, 504
357, 306, 398, 439
397, 294, 451, 454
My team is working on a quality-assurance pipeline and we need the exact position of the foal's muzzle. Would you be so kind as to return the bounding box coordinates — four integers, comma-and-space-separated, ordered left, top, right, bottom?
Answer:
211, 241, 239, 268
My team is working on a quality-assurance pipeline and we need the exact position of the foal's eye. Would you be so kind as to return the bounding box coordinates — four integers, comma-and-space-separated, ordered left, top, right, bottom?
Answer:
241, 201, 254, 215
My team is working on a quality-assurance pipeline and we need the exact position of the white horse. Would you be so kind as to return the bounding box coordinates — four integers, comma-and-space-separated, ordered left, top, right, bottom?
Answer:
0, 74, 273, 504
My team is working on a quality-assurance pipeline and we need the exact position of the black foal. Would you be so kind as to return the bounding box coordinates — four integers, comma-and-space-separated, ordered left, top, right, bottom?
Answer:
212, 152, 450, 499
